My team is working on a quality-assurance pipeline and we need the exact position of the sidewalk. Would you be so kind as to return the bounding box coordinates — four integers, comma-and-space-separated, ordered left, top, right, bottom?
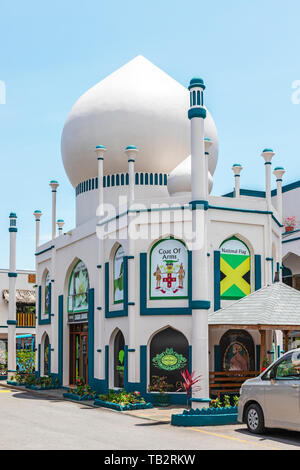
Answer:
0, 381, 185, 422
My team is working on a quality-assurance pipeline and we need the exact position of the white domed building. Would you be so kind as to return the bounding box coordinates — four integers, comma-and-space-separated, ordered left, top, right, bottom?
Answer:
33, 56, 284, 404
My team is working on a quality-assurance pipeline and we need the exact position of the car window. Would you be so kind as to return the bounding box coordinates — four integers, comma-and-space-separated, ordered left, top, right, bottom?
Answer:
276, 351, 300, 379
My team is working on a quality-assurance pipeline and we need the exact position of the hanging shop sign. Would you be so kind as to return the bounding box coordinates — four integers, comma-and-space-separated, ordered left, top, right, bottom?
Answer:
220, 237, 250, 300
150, 239, 188, 300
114, 245, 124, 304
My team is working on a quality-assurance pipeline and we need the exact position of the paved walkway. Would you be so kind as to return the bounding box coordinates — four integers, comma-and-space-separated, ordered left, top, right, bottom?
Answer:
0, 381, 184, 421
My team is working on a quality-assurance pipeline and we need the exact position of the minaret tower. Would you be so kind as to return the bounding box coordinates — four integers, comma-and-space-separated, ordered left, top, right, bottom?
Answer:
188, 78, 210, 407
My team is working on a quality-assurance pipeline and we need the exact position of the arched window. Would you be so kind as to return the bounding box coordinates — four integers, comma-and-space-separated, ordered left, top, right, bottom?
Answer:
43, 334, 50, 376
44, 270, 51, 315
220, 236, 250, 300
113, 245, 125, 304
114, 330, 125, 388
68, 260, 89, 322
282, 266, 293, 287
150, 238, 188, 300
149, 327, 189, 392
220, 329, 255, 372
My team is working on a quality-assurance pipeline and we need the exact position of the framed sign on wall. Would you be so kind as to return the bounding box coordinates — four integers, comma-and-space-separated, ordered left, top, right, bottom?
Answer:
150, 238, 188, 300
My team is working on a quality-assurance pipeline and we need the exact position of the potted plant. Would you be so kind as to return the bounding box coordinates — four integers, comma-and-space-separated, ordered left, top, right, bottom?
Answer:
284, 216, 297, 232
177, 369, 201, 409
148, 376, 172, 407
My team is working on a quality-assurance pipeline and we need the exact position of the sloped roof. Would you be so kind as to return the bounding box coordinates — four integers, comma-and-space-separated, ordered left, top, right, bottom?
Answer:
208, 282, 300, 328
2, 289, 35, 305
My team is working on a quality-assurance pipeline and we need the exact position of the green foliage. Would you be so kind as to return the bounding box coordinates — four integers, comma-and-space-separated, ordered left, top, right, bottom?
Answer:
16, 349, 35, 374
148, 376, 173, 394
223, 395, 231, 408
99, 389, 146, 406
209, 398, 222, 408
210, 395, 239, 409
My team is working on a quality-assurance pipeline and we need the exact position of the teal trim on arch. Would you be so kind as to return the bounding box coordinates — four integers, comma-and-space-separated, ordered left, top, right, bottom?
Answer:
214, 345, 221, 371
254, 255, 262, 291
105, 258, 128, 318
214, 251, 221, 311
88, 288, 95, 385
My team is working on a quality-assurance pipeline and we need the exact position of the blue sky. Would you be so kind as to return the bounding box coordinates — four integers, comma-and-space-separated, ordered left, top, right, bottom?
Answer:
0, 0, 300, 269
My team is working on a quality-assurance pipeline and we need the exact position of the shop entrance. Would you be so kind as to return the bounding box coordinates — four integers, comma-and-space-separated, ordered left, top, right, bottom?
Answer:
69, 323, 88, 385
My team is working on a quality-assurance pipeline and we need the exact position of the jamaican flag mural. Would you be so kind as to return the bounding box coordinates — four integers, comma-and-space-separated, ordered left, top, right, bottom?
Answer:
113, 245, 124, 304
220, 237, 251, 300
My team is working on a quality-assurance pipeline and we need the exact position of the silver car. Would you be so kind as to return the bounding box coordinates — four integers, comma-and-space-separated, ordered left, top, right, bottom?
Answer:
238, 348, 300, 434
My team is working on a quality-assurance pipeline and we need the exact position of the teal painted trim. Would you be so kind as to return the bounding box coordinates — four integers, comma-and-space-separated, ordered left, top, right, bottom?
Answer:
214, 345, 221, 371
209, 205, 283, 228
140, 251, 193, 315
282, 236, 300, 244
254, 255, 262, 291
88, 288, 95, 385
256, 345, 261, 371
37, 344, 41, 377
58, 295, 63, 385
188, 107, 206, 119
8, 228, 17, 232
35, 245, 54, 256
96, 265, 102, 269
8, 272, 17, 277
128, 348, 135, 352
97, 307, 102, 310
105, 258, 128, 318
48, 343, 52, 376
188, 78, 205, 90
266, 257, 273, 261
189, 200, 209, 211
188, 345, 192, 374
171, 408, 238, 426
214, 251, 220, 311
191, 300, 211, 309
7, 320, 17, 325
264, 161, 272, 165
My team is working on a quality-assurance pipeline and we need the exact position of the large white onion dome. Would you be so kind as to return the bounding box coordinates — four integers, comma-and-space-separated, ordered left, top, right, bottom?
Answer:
61, 55, 219, 188
167, 155, 213, 197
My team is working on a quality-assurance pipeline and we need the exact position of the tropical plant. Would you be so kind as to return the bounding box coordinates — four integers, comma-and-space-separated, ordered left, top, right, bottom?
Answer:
16, 349, 35, 374
223, 395, 231, 408
148, 376, 173, 394
99, 389, 145, 406
177, 369, 201, 408
209, 398, 222, 409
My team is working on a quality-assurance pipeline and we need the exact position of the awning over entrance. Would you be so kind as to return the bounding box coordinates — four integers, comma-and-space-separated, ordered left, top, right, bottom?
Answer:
2, 289, 35, 305
208, 282, 300, 330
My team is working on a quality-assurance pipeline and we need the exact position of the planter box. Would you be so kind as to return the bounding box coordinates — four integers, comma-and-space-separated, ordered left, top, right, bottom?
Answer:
171, 406, 238, 427
151, 394, 170, 407
26, 384, 60, 391
63, 392, 96, 401
94, 398, 153, 411
7, 381, 25, 386
0, 375, 7, 381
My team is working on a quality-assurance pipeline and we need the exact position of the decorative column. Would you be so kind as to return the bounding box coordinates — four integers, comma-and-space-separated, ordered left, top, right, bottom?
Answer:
7, 212, 17, 380
204, 137, 212, 195
57, 219, 65, 236
273, 166, 285, 223
261, 149, 275, 285
49, 180, 59, 240
95, 145, 106, 217
124, 145, 138, 384
33, 210, 42, 250
261, 149, 275, 208
231, 164, 243, 198
95, 145, 106, 381
273, 166, 285, 282
188, 78, 210, 408
125, 146, 138, 204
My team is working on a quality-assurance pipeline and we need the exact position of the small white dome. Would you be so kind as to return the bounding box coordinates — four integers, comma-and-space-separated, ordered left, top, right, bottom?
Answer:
167, 155, 213, 197
61, 55, 219, 187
